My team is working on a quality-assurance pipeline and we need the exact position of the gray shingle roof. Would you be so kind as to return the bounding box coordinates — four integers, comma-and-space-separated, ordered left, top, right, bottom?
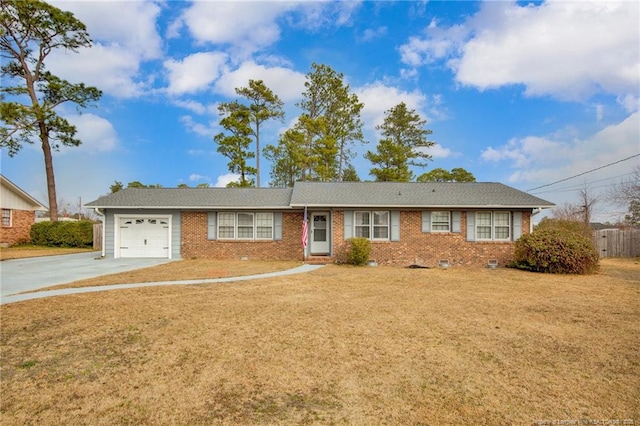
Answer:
290, 182, 554, 208
85, 188, 294, 209
85, 182, 554, 210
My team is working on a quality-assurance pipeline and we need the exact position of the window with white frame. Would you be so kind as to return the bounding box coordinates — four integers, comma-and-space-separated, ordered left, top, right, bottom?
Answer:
217, 212, 274, 240
476, 211, 510, 241
355, 211, 389, 240
2, 209, 11, 227
431, 211, 450, 232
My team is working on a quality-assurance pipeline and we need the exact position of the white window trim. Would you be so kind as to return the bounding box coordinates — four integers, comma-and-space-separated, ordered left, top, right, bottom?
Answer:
431, 211, 451, 232
354, 210, 390, 241
475, 211, 511, 241
217, 212, 275, 241
2, 209, 12, 227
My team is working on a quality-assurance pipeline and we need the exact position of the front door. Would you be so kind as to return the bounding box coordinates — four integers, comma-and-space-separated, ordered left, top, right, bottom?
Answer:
310, 212, 330, 255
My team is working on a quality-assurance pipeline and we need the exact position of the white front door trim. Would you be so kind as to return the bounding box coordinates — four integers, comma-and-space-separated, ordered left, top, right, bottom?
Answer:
310, 211, 330, 255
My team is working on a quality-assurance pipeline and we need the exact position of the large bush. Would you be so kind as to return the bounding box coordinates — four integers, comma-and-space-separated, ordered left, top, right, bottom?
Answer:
30, 221, 94, 248
346, 237, 371, 266
510, 219, 599, 274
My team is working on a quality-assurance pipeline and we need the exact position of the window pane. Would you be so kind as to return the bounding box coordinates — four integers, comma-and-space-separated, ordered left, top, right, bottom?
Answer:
477, 226, 492, 239
355, 211, 370, 225
495, 227, 510, 240
237, 213, 253, 226
431, 211, 450, 231
255, 213, 273, 239
218, 213, 235, 239
494, 212, 510, 226
256, 213, 272, 227
219, 227, 234, 238
237, 227, 253, 238
355, 226, 370, 238
476, 212, 491, 226
218, 213, 235, 226
373, 226, 388, 239
373, 211, 388, 225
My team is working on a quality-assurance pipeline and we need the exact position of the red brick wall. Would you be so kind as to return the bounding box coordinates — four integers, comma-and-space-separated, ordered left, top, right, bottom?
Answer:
180, 209, 531, 267
181, 211, 304, 261
333, 210, 532, 267
0, 209, 35, 245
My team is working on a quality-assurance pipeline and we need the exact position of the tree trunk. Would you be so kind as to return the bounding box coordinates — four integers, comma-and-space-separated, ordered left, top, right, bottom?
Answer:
41, 130, 58, 222
255, 124, 260, 188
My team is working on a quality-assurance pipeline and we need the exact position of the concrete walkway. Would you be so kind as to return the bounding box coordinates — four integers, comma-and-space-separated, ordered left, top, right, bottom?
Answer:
0, 264, 325, 305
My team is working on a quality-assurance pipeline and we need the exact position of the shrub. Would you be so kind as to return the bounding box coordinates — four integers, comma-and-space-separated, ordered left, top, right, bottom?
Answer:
346, 237, 371, 266
510, 220, 599, 274
30, 221, 94, 248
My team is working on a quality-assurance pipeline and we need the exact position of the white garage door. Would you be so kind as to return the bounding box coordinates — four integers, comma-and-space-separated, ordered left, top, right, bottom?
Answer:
119, 217, 170, 258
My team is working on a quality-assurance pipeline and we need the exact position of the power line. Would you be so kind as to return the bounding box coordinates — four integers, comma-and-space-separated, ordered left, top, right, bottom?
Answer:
526, 153, 640, 192
529, 171, 636, 195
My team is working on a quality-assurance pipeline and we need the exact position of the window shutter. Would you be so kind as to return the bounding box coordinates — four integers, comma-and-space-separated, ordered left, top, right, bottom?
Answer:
452, 211, 461, 233
422, 211, 431, 233
207, 212, 217, 240
274, 212, 283, 240
466, 211, 475, 241
344, 210, 354, 239
390, 211, 400, 241
512, 212, 522, 241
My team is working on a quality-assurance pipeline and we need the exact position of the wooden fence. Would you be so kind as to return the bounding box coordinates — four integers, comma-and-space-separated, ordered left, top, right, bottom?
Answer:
93, 223, 102, 251
592, 229, 640, 258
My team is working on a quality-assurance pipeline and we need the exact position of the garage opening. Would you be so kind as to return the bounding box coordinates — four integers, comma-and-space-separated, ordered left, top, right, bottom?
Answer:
118, 216, 170, 258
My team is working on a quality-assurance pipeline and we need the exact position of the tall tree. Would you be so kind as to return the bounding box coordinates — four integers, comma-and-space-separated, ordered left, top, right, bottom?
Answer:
263, 128, 307, 188
0, 0, 102, 221
417, 167, 476, 182
214, 103, 256, 187
297, 63, 365, 181
228, 79, 284, 188
365, 102, 434, 182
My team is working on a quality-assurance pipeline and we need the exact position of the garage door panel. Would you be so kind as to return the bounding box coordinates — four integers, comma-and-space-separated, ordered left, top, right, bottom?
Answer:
119, 217, 170, 258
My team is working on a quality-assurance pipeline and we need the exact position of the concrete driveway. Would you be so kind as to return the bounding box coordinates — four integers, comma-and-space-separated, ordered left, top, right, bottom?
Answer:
0, 252, 175, 298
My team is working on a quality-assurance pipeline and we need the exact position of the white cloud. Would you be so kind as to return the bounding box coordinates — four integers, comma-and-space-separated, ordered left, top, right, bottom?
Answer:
189, 174, 210, 183
214, 173, 241, 188
164, 52, 229, 96
360, 26, 388, 42
400, 1, 640, 101
178, 2, 293, 57
355, 82, 430, 129
480, 112, 640, 186
48, 1, 163, 98
49, 45, 146, 98
214, 61, 306, 102
429, 143, 453, 159
173, 100, 219, 116
60, 113, 119, 153
179, 115, 221, 138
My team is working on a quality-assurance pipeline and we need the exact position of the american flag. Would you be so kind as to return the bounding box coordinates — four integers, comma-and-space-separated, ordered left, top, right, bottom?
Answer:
301, 205, 308, 248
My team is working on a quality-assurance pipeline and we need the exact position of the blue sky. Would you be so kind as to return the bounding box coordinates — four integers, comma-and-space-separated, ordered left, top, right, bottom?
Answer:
2, 0, 639, 222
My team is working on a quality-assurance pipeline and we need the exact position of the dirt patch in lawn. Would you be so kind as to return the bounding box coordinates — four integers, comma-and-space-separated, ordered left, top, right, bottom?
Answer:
1, 260, 638, 424
29, 259, 302, 292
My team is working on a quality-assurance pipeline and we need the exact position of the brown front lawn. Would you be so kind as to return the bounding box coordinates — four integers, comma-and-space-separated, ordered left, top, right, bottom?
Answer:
1, 260, 638, 425
0, 245, 96, 260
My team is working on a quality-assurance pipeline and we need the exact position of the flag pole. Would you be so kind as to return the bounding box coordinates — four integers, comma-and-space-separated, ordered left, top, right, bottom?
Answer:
301, 204, 308, 260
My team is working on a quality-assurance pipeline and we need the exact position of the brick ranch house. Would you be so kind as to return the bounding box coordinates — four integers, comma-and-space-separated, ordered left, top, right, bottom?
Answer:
85, 181, 554, 267
0, 175, 48, 246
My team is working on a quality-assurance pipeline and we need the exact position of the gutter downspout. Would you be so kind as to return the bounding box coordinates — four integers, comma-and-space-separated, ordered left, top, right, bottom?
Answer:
94, 208, 106, 258
531, 208, 543, 233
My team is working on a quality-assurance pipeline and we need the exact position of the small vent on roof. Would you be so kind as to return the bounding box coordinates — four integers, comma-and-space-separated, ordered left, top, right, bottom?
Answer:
438, 259, 450, 269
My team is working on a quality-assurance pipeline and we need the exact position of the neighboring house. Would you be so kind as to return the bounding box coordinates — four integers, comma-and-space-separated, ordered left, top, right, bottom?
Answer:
85, 182, 554, 267
0, 175, 48, 246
